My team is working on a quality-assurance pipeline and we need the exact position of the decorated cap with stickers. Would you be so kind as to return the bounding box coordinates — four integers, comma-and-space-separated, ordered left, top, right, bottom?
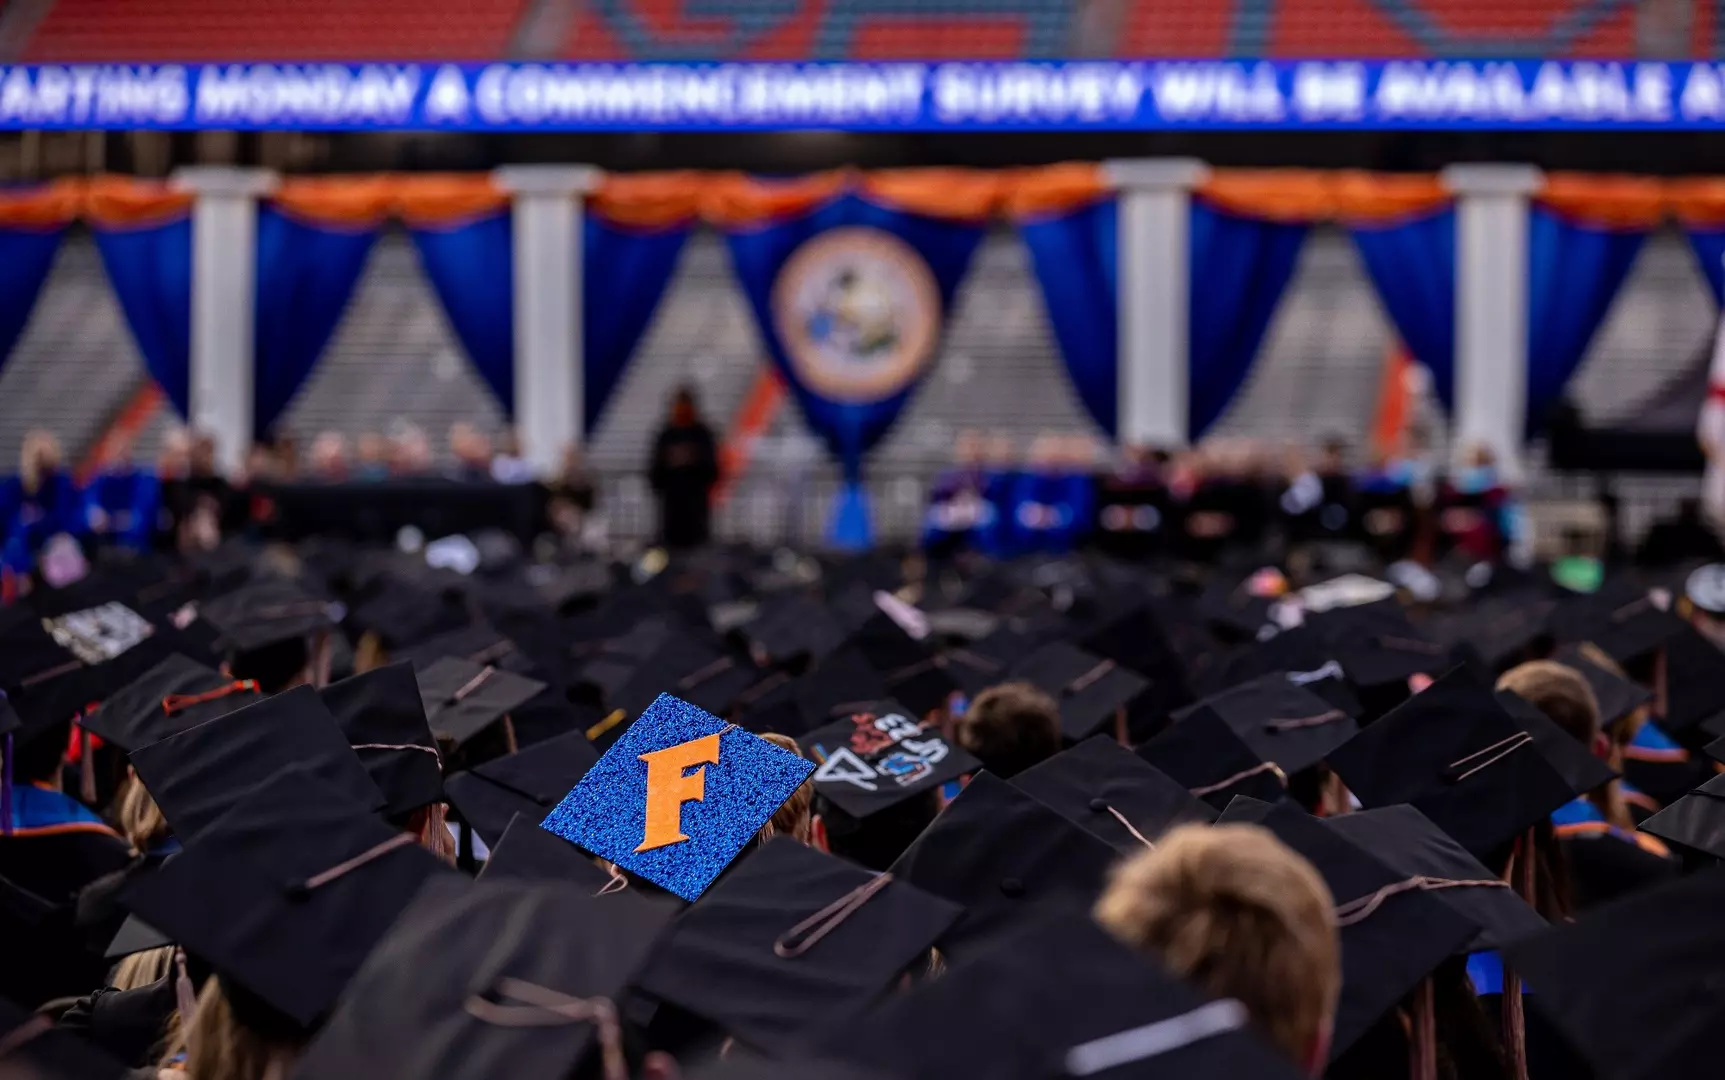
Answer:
796, 703, 978, 821
541, 693, 815, 902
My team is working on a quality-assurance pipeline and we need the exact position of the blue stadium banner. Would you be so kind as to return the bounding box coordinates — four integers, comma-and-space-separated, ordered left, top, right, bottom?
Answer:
3, 60, 1725, 131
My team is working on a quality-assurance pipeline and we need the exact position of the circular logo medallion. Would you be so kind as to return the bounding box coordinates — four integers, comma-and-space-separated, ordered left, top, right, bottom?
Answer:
771, 227, 941, 404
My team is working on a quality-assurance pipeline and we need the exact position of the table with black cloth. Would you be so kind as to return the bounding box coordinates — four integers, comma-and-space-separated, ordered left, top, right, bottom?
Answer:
257, 481, 548, 546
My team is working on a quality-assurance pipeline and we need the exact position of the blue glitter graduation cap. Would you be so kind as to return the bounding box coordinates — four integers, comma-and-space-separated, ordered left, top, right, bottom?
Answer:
541, 692, 815, 902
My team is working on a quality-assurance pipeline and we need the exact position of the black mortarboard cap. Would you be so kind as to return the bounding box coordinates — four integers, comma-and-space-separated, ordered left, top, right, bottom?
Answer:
1013, 735, 1216, 855
199, 578, 335, 654
1659, 627, 1725, 735
344, 578, 472, 651
128, 684, 385, 844
475, 812, 615, 891
1209, 626, 1363, 718
120, 767, 454, 1028
1307, 599, 1448, 688
1220, 802, 1481, 1060
1551, 642, 1652, 725
294, 874, 671, 1080
1427, 595, 1557, 673
1137, 708, 1288, 812
78, 652, 261, 753
1008, 642, 1149, 742
416, 657, 546, 747
845, 614, 957, 718
887, 772, 1117, 959
1639, 772, 1725, 860
795, 648, 891, 731
819, 911, 1303, 1080
1495, 687, 1619, 797
1327, 804, 1547, 952
686, 1057, 897, 1080
742, 593, 846, 666
443, 730, 598, 849
1171, 672, 1359, 777
320, 662, 443, 818
796, 705, 977, 820
610, 631, 758, 721
396, 621, 524, 674
1326, 667, 1577, 859
1504, 867, 1725, 1080
1550, 581, 1687, 664
638, 838, 960, 1053
0, 997, 129, 1079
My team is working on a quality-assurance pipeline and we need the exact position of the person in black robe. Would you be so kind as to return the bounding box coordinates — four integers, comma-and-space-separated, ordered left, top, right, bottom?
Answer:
649, 386, 720, 550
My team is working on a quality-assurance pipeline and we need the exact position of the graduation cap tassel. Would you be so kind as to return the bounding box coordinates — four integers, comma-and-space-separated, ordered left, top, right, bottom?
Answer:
1, 731, 12, 836
174, 946, 199, 1030
77, 720, 96, 805
1502, 828, 1536, 1080
464, 979, 627, 1080
1408, 977, 1436, 1080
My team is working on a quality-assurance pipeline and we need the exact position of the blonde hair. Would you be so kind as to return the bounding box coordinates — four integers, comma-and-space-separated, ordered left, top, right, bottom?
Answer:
115, 769, 170, 853
757, 732, 814, 844
111, 944, 175, 991
162, 977, 300, 1080
1095, 824, 1340, 1066
19, 429, 60, 493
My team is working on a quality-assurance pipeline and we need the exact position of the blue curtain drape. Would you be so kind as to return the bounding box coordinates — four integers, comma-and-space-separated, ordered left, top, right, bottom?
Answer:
0, 227, 63, 383
1351, 208, 1457, 409
1525, 207, 1647, 436
584, 216, 689, 432
253, 206, 379, 436
1019, 198, 1118, 436
409, 210, 515, 414
1685, 227, 1725, 307
93, 216, 194, 417
1188, 200, 1308, 438
723, 193, 986, 549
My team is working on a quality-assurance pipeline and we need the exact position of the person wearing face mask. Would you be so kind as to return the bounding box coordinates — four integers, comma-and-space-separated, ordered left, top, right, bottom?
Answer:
1435, 444, 1524, 565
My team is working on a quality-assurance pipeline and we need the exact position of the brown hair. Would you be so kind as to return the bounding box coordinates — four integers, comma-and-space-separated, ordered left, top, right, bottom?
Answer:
757, 732, 814, 844
1497, 661, 1599, 746
1095, 823, 1340, 1067
953, 682, 1062, 779
115, 769, 169, 853
1498, 660, 1631, 832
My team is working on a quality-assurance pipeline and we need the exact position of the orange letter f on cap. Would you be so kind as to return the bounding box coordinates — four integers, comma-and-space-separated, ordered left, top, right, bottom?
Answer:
635, 733, 723, 853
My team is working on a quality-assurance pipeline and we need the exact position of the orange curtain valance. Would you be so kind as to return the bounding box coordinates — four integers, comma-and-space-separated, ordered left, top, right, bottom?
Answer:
18, 169, 1725, 234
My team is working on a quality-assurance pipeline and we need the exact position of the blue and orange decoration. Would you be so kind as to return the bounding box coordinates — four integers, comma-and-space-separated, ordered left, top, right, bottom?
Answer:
541, 692, 815, 902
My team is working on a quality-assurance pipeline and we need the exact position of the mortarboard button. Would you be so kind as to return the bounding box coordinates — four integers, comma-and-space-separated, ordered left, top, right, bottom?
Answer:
999, 878, 1024, 898
1088, 797, 1108, 812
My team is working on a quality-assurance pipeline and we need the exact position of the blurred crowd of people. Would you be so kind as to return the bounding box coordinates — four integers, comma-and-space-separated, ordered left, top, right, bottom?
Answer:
923, 429, 1532, 568
0, 422, 597, 595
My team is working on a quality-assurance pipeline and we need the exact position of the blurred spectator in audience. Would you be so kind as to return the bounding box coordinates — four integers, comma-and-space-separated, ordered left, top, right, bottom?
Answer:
491, 429, 533, 484
649, 384, 719, 549
923, 429, 995, 558
1281, 436, 1357, 549
545, 444, 600, 553
449, 422, 493, 482
271, 434, 300, 480
1636, 497, 1725, 567
388, 421, 433, 477
85, 436, 159, 553
353, 432, 389, 481
1093, 443, 1172, 559
307, 431, 350, 482
1436, 443, 1523, 566
2, 430, 83, 578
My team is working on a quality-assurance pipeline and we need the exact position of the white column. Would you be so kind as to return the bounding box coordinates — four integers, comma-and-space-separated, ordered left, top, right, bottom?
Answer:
492, 165, 601, 477
1103, 158, 1210, 449
1442, 164, 1543, 482
172, 166, 275, 475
